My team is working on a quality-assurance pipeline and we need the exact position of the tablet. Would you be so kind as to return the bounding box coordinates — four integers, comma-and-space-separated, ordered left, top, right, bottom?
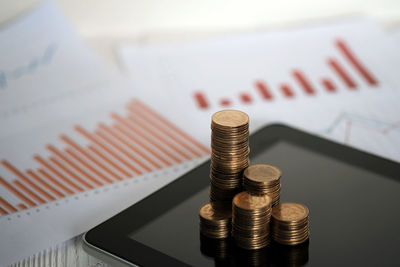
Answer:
83, 124, 400, 267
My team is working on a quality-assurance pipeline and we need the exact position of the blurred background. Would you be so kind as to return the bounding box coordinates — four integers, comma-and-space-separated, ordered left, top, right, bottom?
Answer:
1, 0, 400, 67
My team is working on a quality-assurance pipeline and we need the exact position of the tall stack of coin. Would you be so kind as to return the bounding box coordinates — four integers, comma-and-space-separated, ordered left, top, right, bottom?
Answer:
210, 110, 250, 202
232, 191, 272, 250
271, 202, 310, 246
243, 164, 282, 206
199, 202, 232, 239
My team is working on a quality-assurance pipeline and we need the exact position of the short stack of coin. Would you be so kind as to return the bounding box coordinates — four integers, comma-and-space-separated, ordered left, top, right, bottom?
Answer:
199, 202, 232, 239
271, 202, 310, 245
243, 164, 282, 206
210, 110, 250, 202
232, 191, 272, 250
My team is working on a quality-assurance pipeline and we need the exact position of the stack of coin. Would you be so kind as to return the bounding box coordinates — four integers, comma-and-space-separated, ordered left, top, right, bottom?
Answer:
243, 164, 282, 206
232, 191, 272, 250
271, 202, 310, 246
199, 202, 232, 239
210, 110, 250, 202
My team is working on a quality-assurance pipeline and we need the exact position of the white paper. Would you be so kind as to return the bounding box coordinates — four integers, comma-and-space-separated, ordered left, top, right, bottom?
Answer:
389, 27, 400, 44
120, 18, 400, 163
0, 3, 209, 266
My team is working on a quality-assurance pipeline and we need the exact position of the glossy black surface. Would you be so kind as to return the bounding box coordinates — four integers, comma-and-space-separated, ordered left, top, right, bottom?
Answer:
85, 124, 400, 267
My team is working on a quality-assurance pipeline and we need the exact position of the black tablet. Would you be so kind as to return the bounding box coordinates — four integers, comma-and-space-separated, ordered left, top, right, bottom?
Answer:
83, 124, 400, 267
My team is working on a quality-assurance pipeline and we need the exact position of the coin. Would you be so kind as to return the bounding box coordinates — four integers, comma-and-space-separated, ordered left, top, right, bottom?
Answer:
244, 164, 281, 184
199, 202, 232, 239
200, 202, 232, 221
232, 191, 272, 250
243, 164, 282, 206
209, 110, 250, 203
271, 202, 310, 246
212, 110, 249, 128
233, 191, 271, 211
271, 202, 309, 222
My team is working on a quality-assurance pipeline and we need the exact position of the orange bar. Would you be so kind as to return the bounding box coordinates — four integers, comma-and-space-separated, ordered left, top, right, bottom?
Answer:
127, 114, 191, 161
129, 107, 201, 158
127, 106, 202, 158
0, 176, 36, 207
60, 135, 123, 181
336, 40, 378, 86
0, 196, 17, 213
99, 123, 162, 169
112, 121, 173, 166
95, 130, 149, 173
112, 113, 179, 164
0, 206, 8, 215
328, 58, 357, 89
17, 203, 27, 210
49, 156, 95, 190
47, 145, 102, 187
65, 148, 113, 184
2, 160, 55, 202
37, 168, 74, 195
88, 145, 130, 179
34, 155, 83, 192
75, 125, 140, 176
131, 100, 210, 154
26, 170, 59, 200
13, 180, 45, 204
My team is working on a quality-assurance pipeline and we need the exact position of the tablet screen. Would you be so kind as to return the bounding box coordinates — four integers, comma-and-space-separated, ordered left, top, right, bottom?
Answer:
129, 140, 400, 266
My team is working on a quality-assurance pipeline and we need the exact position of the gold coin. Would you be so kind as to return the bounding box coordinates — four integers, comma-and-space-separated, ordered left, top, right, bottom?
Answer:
233, 191, 271, 211
272, 202, 309, 222
212, 110, 249, 129
199, 202, 232, 222
244, 164, 281, 184
209, 110, 249, 203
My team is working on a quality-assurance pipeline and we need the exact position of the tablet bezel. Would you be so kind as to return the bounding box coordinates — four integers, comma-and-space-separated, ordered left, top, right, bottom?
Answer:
83, 124, 400, 266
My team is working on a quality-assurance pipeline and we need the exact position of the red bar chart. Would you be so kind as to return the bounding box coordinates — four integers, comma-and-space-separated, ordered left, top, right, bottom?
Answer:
193, 39, 379, 109
0, 100, 210, 216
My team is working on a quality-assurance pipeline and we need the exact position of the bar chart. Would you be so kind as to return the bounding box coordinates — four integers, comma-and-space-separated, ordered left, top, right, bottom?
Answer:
0, 99, 210, 216
193, 39, 378, 109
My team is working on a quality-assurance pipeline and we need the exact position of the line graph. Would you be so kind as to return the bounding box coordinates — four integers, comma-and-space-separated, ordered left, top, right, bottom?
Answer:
0, 99, 209, 216
193, 39, 378, 109
0, 44, 57, 89
321, 112, 400, 144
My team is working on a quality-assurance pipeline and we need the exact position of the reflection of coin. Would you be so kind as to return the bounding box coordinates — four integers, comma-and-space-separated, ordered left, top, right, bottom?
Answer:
233, 191, 271, 211
199, 234, 231, 260
199, 203, 232, 222
212, 110, 249, 128
272, 203, 309, 222
244, 164, 281, 184
271, 240, 309, 266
